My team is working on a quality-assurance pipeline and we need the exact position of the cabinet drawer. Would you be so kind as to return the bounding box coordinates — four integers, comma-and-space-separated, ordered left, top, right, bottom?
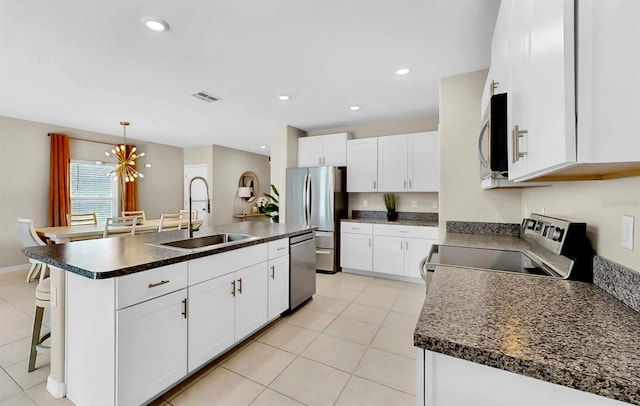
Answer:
341, 222, 373, 235
268, 238, 289, 259
373, 224, 438, 239
116, 262, 188, 310
189, 244, 268, 286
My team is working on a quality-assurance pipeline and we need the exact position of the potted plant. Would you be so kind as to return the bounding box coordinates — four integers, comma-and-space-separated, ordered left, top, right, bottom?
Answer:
258, 184, 280, 223
383, 193, 398, 221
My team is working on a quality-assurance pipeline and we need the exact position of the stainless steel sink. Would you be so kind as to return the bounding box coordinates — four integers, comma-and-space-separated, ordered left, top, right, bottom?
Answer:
150, 233, 257, 252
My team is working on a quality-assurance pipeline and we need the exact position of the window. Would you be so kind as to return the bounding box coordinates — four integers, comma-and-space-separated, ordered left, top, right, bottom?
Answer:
70, 160, 118, 224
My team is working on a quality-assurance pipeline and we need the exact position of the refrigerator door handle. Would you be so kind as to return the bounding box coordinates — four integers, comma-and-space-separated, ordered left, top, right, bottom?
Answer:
304, 172, 311, 226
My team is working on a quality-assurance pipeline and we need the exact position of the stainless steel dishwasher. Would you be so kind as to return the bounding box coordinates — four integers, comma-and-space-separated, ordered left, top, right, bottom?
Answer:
289, 232, 316, 310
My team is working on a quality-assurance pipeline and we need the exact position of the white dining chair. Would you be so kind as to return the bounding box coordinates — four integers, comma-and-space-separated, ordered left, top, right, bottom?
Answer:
179, 209, 197, 221
158, 213, 183, 232
103, 216, 137, 238
28, 277, 50, 372
16, 218, 49, 283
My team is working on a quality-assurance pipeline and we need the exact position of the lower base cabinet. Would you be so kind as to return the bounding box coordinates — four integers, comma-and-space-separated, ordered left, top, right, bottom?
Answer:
117, 289, 188, 406
65, 241, 289, 406
417, 348, 631, 406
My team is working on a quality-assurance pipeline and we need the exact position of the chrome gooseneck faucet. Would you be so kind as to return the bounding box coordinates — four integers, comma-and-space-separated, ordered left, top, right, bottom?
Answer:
188, 176, 211, 238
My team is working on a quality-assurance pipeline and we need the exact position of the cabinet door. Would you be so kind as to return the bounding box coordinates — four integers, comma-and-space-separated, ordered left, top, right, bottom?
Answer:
340, 232, 373, 271
116, 289, 187, 406
322, 133, 349, 166
372, 235, 405, 276
509, 0, 576, 181
187, 273, 236, 373
347, 138, 378, 192
234, 263, 268, 341
298, 137, 323, 167
377, 134, 408, 192
268, 255, 290, 320
404, 238, 434, 279
408, 132, 439, 192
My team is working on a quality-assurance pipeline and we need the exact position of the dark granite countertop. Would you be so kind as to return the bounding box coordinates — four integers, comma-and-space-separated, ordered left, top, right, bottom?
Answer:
23, 223, 315, 280
414, 232, 640, 405
343, 218, 439, 227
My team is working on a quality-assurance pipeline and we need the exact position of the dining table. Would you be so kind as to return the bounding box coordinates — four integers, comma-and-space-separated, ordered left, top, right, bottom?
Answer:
36, 218, 203, 244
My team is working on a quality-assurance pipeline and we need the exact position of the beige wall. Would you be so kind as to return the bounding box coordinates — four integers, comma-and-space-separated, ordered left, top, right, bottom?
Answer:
522, 177, 640, 271
438, 70, 522, 232
211, 145, 270, 225
0, 116, 183, 269
270, 125, 304, 223
309, 116, 440, 216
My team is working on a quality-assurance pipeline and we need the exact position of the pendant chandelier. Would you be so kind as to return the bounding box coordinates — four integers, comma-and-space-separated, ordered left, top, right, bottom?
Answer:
104, 121, 150, 182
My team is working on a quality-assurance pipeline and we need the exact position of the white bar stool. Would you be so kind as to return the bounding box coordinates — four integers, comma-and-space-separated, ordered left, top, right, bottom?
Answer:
28, 277, 51, 372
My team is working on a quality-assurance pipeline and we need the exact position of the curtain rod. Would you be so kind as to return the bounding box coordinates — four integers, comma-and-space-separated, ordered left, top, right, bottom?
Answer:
48, 133, 118, 146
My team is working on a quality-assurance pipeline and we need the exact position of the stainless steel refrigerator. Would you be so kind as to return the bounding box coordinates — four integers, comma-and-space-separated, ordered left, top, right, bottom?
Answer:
285, 167, 347, 273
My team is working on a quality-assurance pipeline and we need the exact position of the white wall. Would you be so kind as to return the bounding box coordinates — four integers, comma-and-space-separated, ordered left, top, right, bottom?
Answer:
270, 125, 303, 223
438, 70, 522, 232
0, 116, 183, 268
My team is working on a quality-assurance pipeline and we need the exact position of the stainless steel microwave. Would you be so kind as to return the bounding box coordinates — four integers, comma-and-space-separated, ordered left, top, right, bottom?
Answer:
478, 93, 508, 180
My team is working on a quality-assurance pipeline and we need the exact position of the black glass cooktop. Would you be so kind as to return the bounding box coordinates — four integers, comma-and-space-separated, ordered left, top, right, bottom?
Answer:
427, 245, 554, 277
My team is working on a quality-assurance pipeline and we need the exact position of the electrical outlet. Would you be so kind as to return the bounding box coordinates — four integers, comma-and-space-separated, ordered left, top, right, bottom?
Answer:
411, 200, 417, 208
363, 199, 368, 207
432, 201, 438, 209
622, 215, 634, 250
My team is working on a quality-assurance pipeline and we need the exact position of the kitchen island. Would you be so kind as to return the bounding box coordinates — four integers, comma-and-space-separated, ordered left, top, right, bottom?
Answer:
414, 233, 640, 406
24, 222, 315, 405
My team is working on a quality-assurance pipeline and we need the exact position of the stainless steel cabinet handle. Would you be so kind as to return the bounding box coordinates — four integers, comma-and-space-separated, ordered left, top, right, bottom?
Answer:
373, 181, 376, 190
238, 278, 243, 294
512, 125, 528, 163
409, 180, 412, 189
318, 157, 322, 165
148, 280, 169, 288
322, 157, 325, 165
400, 241, 403, 250
271, 265, 275, 279
231, 280, 236, 296
369, 238, 371, 247
404, 180, 407, 189
405, 241, 408, 250
276, 247, 286, 251
181, 298, 188, 319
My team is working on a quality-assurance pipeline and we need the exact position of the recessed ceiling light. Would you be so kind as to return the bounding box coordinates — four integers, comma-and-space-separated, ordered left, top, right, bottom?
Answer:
395, 68, 411, 75
145, 19, 169, 33
350, 106, 360, 111
278, 95, 291, 101
260, 145, 267, 149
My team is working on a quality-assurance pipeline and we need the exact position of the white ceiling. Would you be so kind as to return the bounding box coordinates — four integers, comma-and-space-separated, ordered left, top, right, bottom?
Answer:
0, 0, 500, 156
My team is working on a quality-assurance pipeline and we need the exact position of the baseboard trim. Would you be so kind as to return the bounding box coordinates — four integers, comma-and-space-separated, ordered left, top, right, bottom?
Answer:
0, 264, 28, 274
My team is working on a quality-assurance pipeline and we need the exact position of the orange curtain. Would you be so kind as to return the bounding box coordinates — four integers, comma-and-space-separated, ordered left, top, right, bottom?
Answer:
121, 145, 138, 213
48, 133, 70, 226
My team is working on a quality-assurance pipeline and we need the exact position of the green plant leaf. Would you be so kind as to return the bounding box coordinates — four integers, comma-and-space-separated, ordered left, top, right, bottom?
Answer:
264, 193, 279, 204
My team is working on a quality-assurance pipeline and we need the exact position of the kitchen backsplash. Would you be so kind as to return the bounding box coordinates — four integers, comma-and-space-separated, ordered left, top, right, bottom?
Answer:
446, 220, 520, 237
351, 210, 438, 222
593, 256, 640, 313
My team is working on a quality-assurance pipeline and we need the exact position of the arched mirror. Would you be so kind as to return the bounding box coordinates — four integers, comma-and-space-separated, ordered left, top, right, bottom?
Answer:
238, 171, 259, 203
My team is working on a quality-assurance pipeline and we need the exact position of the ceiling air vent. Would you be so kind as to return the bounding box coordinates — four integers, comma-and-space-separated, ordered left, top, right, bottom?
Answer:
191, 91, 221, 103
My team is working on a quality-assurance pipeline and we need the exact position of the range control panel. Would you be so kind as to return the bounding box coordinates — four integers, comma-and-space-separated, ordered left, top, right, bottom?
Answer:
521, 214, 587, 256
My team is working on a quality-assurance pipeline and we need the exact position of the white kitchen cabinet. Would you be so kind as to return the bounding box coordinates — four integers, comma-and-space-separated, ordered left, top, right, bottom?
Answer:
267, 254, 289, 321
346, 138, 378, 192
116, 289, 188, 406
481, 0, 512, 117
188, 273, 235, 372
340, 222, 373, 271
298, 132, 351, 167
508, 0, 576, 182
373, 224, 437, 278
377, 134, 408, 192
377, 132, 439, 192
408, 132, 439, 192
418, 349, 630, 406
234, 262, 268, 340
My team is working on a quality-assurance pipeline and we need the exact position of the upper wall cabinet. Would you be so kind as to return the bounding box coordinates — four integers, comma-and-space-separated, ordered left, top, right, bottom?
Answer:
497, 0, 640, 182
298, 133, 352, 167
347, 138, 379, 192
481, 0, 512, 117
377, 131, 439, 193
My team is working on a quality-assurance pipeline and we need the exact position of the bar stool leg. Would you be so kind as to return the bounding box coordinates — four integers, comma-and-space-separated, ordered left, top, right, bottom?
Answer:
28, 305, 45, 372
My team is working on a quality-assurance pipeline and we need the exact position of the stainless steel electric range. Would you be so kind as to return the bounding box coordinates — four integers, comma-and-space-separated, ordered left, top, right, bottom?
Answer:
421, 214, 594, 289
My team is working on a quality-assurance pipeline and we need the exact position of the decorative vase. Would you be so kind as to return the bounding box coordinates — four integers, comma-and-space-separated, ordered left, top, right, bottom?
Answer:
386, 211, 398, 221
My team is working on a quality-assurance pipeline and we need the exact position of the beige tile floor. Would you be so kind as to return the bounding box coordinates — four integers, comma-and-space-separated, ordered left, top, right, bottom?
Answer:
0, 268, 425, 406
